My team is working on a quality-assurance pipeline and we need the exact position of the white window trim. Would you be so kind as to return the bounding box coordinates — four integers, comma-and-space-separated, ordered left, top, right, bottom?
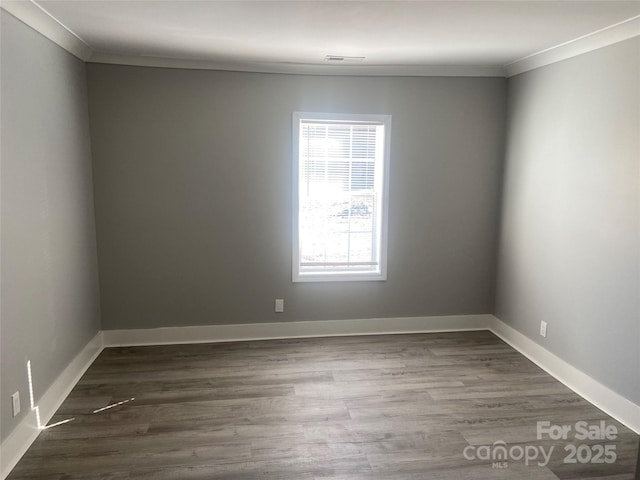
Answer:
292, 112, 391, 283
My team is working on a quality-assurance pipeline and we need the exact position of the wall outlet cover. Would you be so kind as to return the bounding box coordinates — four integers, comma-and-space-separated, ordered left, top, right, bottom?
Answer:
275, 299, 284, 313
11, 391, 20, 417
540, 321, 548, 338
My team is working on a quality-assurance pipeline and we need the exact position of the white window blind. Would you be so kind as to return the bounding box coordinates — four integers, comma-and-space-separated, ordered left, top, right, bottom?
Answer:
293, 113, 391, 282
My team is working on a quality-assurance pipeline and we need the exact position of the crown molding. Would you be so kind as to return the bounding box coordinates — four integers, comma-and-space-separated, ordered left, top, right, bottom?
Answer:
1, 0, 92, 60
506, 15, 640, 77
2, 1, 638, 78
87, 52, 505, 77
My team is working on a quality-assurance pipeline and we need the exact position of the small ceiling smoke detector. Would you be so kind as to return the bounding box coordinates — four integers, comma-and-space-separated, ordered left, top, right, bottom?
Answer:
324, 55, 366, 62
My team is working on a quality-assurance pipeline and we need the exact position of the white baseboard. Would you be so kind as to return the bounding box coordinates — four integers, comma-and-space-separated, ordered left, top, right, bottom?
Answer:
102, 314, 491, 347
0, 331, 104, 480
488, 316, 640, 434
3, 314, 638, 480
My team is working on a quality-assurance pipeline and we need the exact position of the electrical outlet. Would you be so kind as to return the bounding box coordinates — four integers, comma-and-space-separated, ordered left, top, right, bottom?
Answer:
275, 299, 284, 313
540, 321, 548, 338
11, 391, 20, 417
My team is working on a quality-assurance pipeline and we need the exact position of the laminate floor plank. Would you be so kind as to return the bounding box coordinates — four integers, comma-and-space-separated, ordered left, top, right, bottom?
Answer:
7, 332, 638, 479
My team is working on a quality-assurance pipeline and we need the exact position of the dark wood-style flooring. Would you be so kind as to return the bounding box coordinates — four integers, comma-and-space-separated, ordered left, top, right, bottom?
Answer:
7, 331, 639, 479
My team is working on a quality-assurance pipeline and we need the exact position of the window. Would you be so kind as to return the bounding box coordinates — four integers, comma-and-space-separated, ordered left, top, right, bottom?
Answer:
292, 112, 391, 282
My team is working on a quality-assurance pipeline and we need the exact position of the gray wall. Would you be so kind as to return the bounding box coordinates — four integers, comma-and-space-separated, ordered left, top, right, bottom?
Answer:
86, 65, 506, 330
496, 38, 640, 403
0, 12, 102, 440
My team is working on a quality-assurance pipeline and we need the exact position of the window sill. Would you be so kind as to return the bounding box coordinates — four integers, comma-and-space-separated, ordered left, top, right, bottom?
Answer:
292, 271, 387, 283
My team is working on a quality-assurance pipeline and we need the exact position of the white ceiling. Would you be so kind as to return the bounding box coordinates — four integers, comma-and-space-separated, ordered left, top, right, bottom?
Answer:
10, 1, 640, 75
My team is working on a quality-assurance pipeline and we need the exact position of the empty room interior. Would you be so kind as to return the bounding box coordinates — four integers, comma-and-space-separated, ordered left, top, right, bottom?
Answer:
1, 1, 639, 479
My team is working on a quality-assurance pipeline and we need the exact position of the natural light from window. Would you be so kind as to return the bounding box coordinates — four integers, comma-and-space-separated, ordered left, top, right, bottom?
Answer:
292, 112, 391, 282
